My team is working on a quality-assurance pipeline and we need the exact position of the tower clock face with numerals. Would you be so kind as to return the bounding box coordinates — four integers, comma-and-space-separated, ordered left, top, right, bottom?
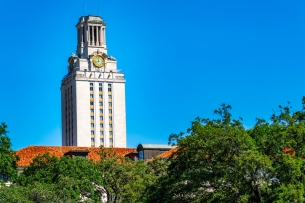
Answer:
92, 54, 105, 68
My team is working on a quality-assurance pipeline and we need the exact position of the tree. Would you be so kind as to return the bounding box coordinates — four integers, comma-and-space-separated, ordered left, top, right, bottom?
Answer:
248, 98, 305, 202
147, 104, 273, 203
97, 147, 157, 203
0, 122, 19, 182
17, 153, 104, 202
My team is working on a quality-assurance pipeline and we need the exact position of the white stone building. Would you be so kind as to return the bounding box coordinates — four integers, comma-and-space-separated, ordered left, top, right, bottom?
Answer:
61, 16, 126, 148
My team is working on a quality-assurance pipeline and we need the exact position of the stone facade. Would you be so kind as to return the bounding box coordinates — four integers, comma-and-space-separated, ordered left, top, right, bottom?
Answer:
61, 16, 126, 148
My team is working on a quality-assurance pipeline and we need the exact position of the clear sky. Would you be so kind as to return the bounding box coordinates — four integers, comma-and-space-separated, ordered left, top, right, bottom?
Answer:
1, 0, 305, 150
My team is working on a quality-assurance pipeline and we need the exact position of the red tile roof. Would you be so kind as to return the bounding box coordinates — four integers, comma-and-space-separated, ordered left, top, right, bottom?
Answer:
157, 147, 178, 159
16, 146, 136, 167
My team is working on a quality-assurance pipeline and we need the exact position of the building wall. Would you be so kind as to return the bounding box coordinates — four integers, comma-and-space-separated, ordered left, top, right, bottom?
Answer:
61, 72, 126, 147
75, 80, 91, 147
61, 16, 126, 148
113, 82, 126, 147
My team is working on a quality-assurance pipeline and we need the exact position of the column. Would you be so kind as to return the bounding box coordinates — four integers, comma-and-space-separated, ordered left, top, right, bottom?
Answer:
91, 26, 95, 46
95, 26, 98, 46
89, 26, 91, 45
89, 26, 92, 45
103, 28, 106, 45
88, 26, 90, 45
81, 25, 84, 47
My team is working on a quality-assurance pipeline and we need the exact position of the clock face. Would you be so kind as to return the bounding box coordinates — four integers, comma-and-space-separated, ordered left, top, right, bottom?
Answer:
92, 54, 105, 68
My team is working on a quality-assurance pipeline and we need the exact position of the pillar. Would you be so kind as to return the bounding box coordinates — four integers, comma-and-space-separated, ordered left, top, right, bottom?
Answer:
92, 26, 95, 46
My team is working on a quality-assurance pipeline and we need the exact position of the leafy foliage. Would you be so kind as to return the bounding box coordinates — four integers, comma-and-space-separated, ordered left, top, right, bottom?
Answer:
0, 122, 19, 182
148, 101, 305, 202
16, 153, 104, 202
97, 147, 160, 202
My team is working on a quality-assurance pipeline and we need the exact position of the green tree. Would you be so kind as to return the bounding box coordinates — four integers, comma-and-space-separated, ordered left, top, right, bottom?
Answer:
0, 183, 31, 203
0, 122, 19, 182
147, 104, 273, 203
17, 153, 104, 202
97, 147, 156, 203
148, 100, 305, 202
248, 98, 305, 202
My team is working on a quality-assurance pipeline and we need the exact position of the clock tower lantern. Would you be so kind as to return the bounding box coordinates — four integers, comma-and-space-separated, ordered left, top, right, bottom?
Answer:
61, 16, 126, 148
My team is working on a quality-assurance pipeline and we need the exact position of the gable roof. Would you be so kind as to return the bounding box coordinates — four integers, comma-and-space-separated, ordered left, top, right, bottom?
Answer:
16, 146, 136, 167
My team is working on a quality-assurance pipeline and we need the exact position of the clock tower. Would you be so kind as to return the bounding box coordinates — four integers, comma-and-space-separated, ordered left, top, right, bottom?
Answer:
61, 16, 126, 148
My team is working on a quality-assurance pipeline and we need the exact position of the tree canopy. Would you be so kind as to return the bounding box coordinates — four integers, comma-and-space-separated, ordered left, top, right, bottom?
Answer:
147, 100, 305, 202
3, 98, 305, 202
0, 122, 19, 183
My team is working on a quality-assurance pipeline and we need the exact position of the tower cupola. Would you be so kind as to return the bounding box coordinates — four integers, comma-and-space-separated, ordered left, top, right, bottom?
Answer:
76, 16, 107, 58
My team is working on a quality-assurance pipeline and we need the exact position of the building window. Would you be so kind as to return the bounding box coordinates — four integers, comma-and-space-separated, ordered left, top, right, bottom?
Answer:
108, 88, 111, 92
99, 95, 102, 98
108, 102, 112, 106
100, 109, 103, 113
109, 109, 112, 114
91, 123, 94, 127
100, 131, 104, 135
91, 131, 94, 135
99, 87, 102, 91
109, 131, 113, 135
100, 116, 103, 120
109, 138, 113, 143
109, 117, 112, 121
100, 124, 103, 128
100, 138, 104, 143
90, 102, 94, 105
108, 95, 112, 99
108, 84, 111, 87
90, 109, 94, 113
90, 83, 93, 86
91, 116, 94, 120
99, 83, 102, 86
91, 138, 95, 142
109, 124, 112, 128
90, 94, 94, 98
99, 102, 103, 106
90, 87, 93, 91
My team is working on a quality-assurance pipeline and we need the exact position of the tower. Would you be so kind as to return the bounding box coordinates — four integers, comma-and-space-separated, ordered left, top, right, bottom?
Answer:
61, 16, 126, 148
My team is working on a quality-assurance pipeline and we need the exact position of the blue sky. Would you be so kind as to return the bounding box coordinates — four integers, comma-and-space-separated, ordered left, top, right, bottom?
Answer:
1, 0, 305, 150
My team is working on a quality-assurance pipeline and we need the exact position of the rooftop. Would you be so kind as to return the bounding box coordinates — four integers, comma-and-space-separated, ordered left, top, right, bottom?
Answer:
16, 146, 136, 167
77, 15, 106, 26
157, 147, 178, 159
137, 144, 174, 151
